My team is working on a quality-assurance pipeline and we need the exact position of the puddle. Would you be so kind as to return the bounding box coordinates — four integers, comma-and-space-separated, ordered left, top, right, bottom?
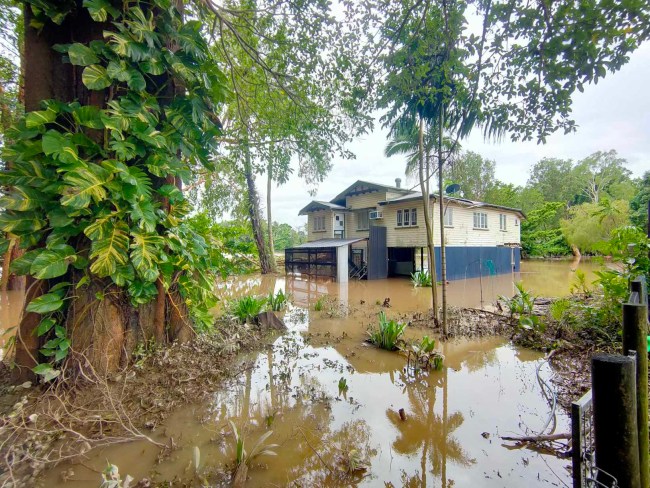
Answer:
38, 263, 579, 486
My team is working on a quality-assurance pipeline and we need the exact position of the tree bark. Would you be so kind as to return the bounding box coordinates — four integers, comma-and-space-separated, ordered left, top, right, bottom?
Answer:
417, 117, 438, 324
12, 276, 46, 381
244, 144, 272, 274
266, 161, 277, 272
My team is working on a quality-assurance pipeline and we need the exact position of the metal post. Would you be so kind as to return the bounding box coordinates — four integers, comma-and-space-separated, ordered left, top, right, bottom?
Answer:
623, 277, 649, 488
592, 353, 641, 488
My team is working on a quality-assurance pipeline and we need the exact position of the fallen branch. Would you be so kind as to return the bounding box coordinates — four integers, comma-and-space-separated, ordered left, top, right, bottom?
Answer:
501, 433, 571, 442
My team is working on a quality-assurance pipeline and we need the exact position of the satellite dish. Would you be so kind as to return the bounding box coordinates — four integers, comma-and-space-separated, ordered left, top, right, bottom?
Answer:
445, 184, 461, 195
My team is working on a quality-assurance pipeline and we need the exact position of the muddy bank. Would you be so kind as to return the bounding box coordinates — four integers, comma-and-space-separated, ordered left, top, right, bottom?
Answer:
0, 319, 280, 486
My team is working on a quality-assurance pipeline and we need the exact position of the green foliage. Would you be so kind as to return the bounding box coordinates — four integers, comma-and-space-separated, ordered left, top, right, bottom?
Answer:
228, 421, 278, 468
231, 296, 267, 324
338, 377, 348, 396
411, 270, 432, 287
406, 335, 444, 371
313, 296, 325, 312
570, 270, 591, 297
500, 282, 544, 332
368, 311, 406, 351
271, 222, 306, 251
0, 0, 226, 374
630, 171, 650, 230
267, 289, 288, 312
549, 299, 571, 322
561, 200, 630, 253
186, 212, 258, 277
521, 202, 572, 257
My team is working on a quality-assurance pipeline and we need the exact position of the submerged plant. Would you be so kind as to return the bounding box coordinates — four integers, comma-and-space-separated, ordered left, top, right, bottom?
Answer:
229, 421, 279, 467
500, 282, 544, 332
314, 296, 326, 311
338, 377, 349, 396
569, 269, 591, 297
367, 311, 406, 351
407, 335, 444, 371
100, 462, 133, 488
411, 270, 432, 287
231, 296, 267, 324
267, 289, 289, 312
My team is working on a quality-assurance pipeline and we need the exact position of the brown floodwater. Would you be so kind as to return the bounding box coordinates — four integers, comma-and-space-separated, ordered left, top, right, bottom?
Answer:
32, 260, 599, 487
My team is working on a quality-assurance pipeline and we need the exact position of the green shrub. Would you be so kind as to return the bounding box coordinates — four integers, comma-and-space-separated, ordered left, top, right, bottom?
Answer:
407, 335, 444, 371
267, 289, 288, 312
569, 269, 591, 296
314, 296, 325, 311
500, 282, 544, 332
368, 311, 406, 350
231, 296, 267, 324
411, 270, 432, 287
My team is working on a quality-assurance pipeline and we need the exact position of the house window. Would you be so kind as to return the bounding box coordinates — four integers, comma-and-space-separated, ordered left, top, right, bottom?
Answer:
499, 214, 507, 231
397, 208, 417, 227
313, 215, 325, 231
443, 207, 453, 227
356, 210, 369, 230
473, 212, 488, 229
515, 218, 519, 226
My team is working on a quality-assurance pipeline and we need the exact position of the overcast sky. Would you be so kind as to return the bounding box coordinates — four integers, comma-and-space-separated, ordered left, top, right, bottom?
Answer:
259, 43, 650, 228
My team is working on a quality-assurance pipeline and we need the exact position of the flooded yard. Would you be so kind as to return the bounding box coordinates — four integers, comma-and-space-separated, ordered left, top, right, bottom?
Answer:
27, 260, 599, 486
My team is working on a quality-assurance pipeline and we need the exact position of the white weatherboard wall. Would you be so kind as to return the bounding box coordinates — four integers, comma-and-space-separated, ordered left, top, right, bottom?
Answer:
382, 198, 521, 248
307, 210, 334, 241
336, 245, 349, 283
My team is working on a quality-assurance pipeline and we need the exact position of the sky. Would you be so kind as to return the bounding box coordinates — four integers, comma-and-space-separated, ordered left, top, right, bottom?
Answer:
259, 43, 650, 228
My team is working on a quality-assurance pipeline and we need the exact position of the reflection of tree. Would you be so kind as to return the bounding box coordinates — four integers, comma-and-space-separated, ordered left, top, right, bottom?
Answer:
463, 348, 498, 373
388, 368, 473, 487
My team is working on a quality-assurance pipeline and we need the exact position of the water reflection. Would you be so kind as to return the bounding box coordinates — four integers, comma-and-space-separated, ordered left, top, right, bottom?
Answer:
37, 262, 582, 486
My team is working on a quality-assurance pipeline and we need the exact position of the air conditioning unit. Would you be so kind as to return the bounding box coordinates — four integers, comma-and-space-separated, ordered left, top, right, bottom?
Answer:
369, 211, 383, 220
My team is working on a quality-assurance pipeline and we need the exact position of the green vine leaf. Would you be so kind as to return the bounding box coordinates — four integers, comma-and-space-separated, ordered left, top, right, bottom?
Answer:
30, 248, 75, 279
25, 109, 57, 128
61, 165, 110, 209
82, 64, 111, 90
42, 130, 80, 165
32, 363, 61, 382
130, 231, 163, 282
89, 221, 129, 277
83, 0, 120, 22
67, 43, 99, 66
26, 292, 65, 314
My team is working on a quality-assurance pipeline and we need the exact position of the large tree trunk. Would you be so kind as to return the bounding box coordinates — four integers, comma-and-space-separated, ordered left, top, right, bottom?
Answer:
12, 4, 193, 382
417, 117, 438, 324
244, 145, 272, 274
266, 162, 277, 272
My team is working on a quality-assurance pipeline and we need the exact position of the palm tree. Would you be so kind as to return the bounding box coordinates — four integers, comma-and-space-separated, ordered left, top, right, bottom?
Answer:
385, 118, 439, 323
385, 120, 461, 331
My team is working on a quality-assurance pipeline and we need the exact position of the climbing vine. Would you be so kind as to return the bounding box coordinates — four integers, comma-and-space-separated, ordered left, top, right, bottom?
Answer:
0, 0, 226, 378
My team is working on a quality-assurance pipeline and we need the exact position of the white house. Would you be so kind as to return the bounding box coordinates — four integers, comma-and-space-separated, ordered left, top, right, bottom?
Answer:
288, 180, 524, 281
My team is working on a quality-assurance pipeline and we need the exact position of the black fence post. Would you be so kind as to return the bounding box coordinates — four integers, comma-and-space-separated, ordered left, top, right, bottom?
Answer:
592, 353, 641, 488
623, 277, 649, 488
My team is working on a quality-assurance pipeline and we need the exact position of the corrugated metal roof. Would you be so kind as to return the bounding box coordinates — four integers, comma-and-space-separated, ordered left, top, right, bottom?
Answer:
292, 238, 367, 248
378, 193, 526, 218
298, 201, 347, 215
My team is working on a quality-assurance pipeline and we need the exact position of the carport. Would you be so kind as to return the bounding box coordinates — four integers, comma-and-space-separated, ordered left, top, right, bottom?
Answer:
284, 238, 368, 283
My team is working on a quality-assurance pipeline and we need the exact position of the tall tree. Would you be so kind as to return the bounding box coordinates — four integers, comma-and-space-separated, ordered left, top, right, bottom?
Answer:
1, 0, 224, 381
446, 151, 496, 201
573, 150, 632, 203
630, 171, 650, 231
198, 0, 372, 274
376, 0, 650, 331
